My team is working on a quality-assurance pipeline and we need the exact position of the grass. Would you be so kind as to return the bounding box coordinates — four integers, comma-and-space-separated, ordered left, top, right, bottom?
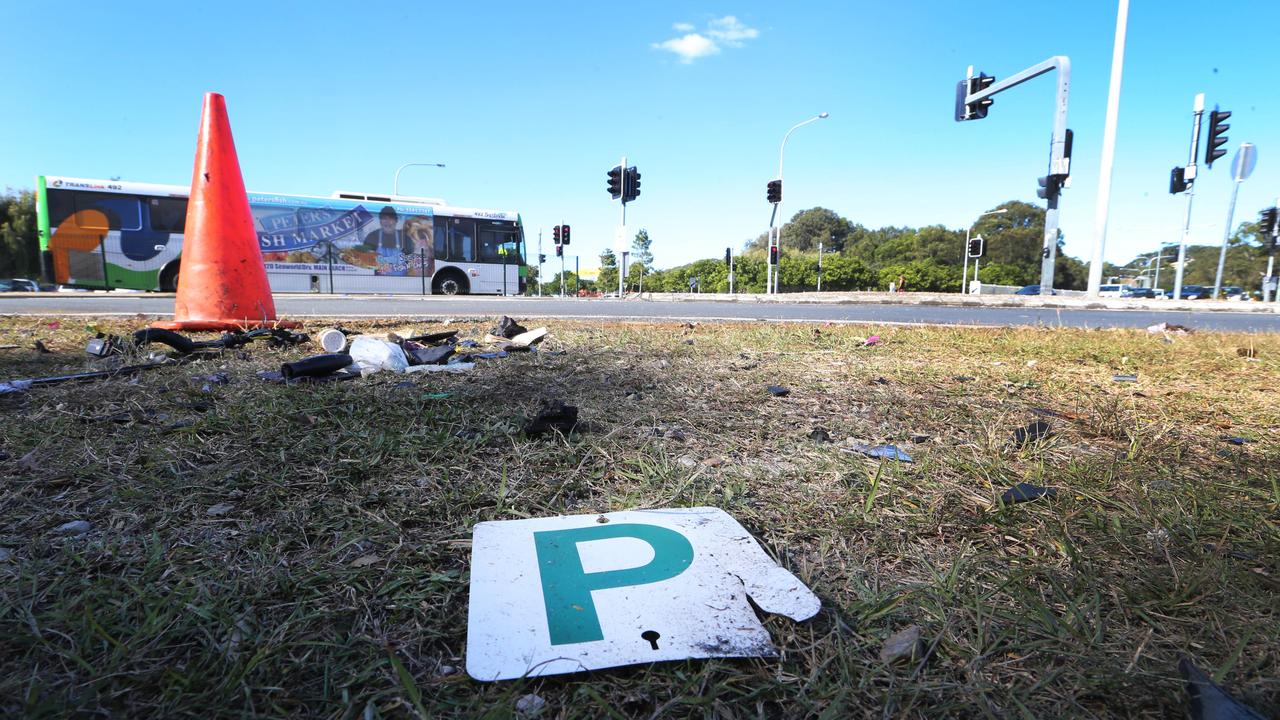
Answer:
0, 315, 1277, 719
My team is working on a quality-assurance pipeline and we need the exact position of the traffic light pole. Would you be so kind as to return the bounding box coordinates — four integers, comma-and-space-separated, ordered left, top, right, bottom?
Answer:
619, 155, 627, 298
537, 229, 543, 296
1173, 94, 1206, 302
959, 56, 1071, 295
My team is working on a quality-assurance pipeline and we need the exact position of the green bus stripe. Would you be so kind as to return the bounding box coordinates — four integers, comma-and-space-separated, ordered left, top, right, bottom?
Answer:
36, 175, 50, 251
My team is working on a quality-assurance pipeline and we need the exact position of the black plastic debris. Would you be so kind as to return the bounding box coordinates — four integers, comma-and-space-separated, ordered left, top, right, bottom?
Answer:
524, 400, 579, 437
492, 316, 528, 339
405, 329, 458, 345
1, 361, 170, 395
34, 340, 52, 354
280, 353, 354, 380
767, 385, 790, 397
1179, 657, 1267, 720
1013, 420, 1052, 446
871, 377, 890, 385
910, 434, 931, 443
1113, 373, 1138, 383
258, 366, 360, 385
999, 482, 1058, 504
407, 345, 456, 365
953, 375, 975, 382
808, 428, 832, 443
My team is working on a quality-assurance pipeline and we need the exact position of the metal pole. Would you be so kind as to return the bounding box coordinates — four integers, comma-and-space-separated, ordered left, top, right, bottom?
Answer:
420, 247, 426, 295
1212, 176, 1243, 299
1038, 58, 1072, 294
1174, 94, 1206, 301
729, 254, 735, 294
575, 256, 579, 296
773, 113, 828, 295
537, 229, 542, 296
1087, 0, 1130, 297
1266, 255, 1276, 303
328, 242, 335, 294
962, 226, 971, 294
619, 155, 627, 298
817, 241, 823, 292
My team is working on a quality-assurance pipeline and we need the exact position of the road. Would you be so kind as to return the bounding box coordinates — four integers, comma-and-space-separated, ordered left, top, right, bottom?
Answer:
3, 294, 1280, 331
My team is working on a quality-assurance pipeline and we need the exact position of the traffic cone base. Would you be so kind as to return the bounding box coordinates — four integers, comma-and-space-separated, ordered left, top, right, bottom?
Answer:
154, 92, 296, 331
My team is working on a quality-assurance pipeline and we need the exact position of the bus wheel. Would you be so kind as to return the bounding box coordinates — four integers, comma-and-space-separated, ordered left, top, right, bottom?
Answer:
432, 270, 468, 295
159, 262, 181, 292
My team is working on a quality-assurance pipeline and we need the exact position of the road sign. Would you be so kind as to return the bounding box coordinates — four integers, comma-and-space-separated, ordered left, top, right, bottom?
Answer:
466, 507, 820, 680
614, 225, 628, 253
1231, 143, 1256, 182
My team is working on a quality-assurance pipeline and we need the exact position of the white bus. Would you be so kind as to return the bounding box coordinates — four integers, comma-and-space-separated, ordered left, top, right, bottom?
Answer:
37, 175, 527, 295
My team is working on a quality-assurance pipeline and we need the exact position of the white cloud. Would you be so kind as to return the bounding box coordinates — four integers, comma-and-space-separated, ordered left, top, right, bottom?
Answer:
706, 16, 758, 47
653, 16, 758, 63
651, 34, 721, 64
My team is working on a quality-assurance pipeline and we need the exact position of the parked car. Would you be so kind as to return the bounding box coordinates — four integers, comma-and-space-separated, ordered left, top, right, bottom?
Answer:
1014, 285, 1058, 296
1, 278, 39, 292
1098, 284, 1126, 298
1151, 288, 1167, 299
1171, 284, 1208, 299
1122, 287, 1155, 299
1222, 286, 1245, 300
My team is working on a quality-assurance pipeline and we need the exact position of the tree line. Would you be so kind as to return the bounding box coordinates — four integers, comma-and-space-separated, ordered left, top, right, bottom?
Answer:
0, 189, 40, 278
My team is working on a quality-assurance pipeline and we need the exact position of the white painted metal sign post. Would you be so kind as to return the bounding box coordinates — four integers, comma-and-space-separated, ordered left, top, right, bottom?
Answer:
466, 507, 821, 681
1212, 143, 1256, 299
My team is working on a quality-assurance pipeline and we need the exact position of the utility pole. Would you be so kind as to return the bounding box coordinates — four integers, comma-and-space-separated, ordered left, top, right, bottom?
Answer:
955, 57, 1072, 295
817, 241, 823, 292
1212, 143, 1256, 299
1173, 94, 1206, 301
1087, 0, 1129, 297
536, 229, 543, 296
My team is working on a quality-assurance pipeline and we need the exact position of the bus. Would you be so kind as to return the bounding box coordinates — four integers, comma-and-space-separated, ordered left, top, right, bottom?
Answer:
35, 175, 527, 295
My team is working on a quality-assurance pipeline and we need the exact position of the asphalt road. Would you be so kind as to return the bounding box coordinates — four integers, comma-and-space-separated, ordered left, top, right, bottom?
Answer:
3, 294, 1280, 331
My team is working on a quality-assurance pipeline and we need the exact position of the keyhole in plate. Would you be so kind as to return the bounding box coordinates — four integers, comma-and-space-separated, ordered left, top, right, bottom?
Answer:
641, 630, 660, 650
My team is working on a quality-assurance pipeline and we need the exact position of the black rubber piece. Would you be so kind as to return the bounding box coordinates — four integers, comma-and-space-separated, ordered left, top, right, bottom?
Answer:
280, 354, 353, 380
132, 328, 198, 354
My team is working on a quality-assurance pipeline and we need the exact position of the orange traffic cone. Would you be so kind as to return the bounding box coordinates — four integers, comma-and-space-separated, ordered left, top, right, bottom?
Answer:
154, 93, 296, 331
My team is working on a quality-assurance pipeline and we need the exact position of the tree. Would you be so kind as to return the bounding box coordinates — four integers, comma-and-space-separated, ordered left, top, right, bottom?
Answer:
781, 207, 851, 252
598, 249, 619, 293
631, 229, 653, 268
0, 189, 40, 278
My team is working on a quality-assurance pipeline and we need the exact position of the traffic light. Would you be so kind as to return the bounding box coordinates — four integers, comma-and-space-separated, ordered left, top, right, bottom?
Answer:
1037, 175, 1063, 203
555, 245, 563, 257
766, 179, 781, 204
607, 165, 622, 199
1261, 208, 1279, 251
768, 245, 779, 265
561, 224, 570, 245
954, 72, 996, 121
1204, 109, 1231, 168
725, 248, 731, 267
623, 167, 641, 202
967, 236, 984, 258
539, 254, 546, 264
553, 225, 561, 244
1169, 167, 1188, 194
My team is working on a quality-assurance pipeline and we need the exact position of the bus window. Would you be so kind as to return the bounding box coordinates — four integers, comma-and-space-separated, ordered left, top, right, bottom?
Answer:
149, 197, 187, 233
433, 217, 449, 261
445, 218, 475, 262
477, 230, 505, 263
74, 192, 141, 230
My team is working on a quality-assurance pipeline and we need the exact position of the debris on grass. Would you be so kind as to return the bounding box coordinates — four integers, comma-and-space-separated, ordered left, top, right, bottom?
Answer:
206, 503, 235, 516
1148, 322, 1192, 335
1221, 436, 1251, 445
404, 362, 475, 374
1236, 346, 1258, 359
514, 694, 546, 717
281, 354, 354, 380
509, 327, 548, 348
523, 400, 579, 437
766, 384, 790, 397
33, 340, 52, 354
1000, 482, 1058, 504
491, 316, 528, 339
349, 337, 409, 374
879, 625, 923, 664
864, 335, 881, 346
406, 345, 455, 365
316, 328, 347, 353
845, 443, 913, 462
1179, 657, 1267, 720
52, 520, 91, 537
1012, 420, 1052, 447
1113, 373, 1139, 383
808, 428, 832, 443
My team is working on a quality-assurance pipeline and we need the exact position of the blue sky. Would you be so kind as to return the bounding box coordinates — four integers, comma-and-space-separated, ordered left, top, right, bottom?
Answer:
2, 1, 1277, 271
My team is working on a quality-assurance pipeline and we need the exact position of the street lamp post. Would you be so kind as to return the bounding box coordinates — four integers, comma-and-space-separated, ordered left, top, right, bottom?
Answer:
393, 162, 446, 196
768, 112, 828, 295
962, 208, 1007, 294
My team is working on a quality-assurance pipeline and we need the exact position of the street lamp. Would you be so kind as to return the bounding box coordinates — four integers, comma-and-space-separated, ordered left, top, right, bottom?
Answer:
769, 112, 829, 294
962, 208, 1007, 294
393, 162, 446, 196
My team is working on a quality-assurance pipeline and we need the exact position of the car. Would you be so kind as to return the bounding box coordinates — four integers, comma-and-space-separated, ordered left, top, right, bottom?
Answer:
1014, 284, 1058, 296
1098, 284, 1126, 298
1222, 286, 1245, 300
1, 278, 38, 292
1171, 284, 1208, 299
1122, 287, 1155, 299
1151, 288, 1168, 299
